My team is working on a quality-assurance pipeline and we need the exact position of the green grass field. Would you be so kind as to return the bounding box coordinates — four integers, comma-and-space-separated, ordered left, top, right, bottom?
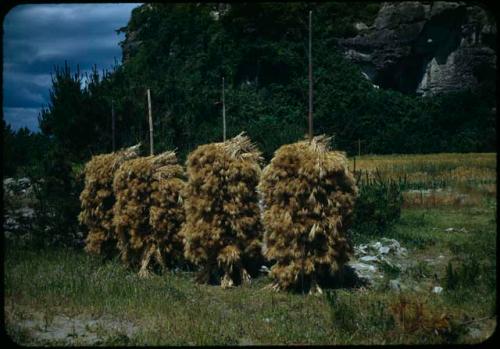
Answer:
4, 153, 497, 345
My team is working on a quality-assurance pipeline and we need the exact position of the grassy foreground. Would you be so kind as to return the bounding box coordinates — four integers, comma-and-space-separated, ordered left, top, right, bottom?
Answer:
4, 204, 496, 345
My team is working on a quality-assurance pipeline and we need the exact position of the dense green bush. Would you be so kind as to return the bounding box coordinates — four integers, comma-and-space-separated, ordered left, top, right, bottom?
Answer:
29, 146, 83, 247
351, 170, 404, 235
2, 120, 48, 178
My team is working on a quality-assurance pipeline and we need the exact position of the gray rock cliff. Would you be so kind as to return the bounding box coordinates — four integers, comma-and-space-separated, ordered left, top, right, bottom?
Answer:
338, 1, 496, 96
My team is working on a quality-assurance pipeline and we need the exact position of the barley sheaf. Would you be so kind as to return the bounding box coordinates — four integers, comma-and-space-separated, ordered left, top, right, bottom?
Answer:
113, 150, 185, 276
180, 132, 263, 288
79, 144, 140, 257
258, 135, 358, 293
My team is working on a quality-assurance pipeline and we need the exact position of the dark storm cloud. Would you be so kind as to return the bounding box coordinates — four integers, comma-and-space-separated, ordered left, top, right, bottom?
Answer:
3, 3, 140, 131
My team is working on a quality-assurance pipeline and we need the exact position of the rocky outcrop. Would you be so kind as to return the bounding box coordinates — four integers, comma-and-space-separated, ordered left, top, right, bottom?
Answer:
120, 28, 142, 62
118, 4, 153, 62
338, 2, 496, 96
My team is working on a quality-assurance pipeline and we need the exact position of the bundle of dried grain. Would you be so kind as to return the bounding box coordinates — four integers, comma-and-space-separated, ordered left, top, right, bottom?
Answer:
113, 151, 184, 276
149, 163, 186, 268
258, 135, 358, 293
79, 144, 140, 256
180, 133, 263, 288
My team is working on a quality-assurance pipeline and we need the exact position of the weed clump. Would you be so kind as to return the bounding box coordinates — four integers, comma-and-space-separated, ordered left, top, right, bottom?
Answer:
113, 151, 184, 276
79, 144, 140, 256
180, 133, 263, 288
258, 135, 358, 293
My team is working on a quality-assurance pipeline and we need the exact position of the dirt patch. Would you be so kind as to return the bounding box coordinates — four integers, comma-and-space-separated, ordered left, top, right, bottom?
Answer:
7, 311, 138, 345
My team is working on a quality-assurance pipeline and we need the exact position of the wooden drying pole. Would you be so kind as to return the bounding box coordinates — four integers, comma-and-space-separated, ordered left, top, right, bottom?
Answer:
147, 88, 154, 155
111, 99, 116, 152
222, 76, 226, 141
300, 9, 314, 295
308, 10, 313, 142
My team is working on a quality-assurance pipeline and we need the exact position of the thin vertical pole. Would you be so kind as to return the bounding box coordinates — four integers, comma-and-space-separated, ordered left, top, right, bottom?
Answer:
308, 10, 313, 141
147, 88, 154, 156
222, 76, 226, 142
358, 139, 361, 157
111, 99, 116, 152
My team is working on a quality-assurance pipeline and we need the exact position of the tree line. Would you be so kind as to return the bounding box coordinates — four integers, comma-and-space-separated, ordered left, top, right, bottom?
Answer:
4, 2, 496, 178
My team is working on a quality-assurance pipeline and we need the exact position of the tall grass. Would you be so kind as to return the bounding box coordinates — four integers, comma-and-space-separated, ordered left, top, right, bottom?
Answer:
350, 153, 496, 208
350, 153, 495, 186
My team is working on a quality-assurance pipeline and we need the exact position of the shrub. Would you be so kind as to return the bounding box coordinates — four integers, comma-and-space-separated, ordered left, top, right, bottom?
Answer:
351, 169, 403, 235
30, 146, 82, 247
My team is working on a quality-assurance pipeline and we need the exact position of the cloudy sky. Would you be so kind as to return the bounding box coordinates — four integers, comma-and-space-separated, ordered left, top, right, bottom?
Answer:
3, 3, 141, 131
